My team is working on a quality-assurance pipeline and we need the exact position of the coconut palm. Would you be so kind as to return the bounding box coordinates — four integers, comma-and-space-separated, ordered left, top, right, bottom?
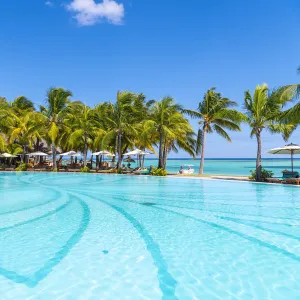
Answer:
100, 91, 138, 169
0, 133, 5, 152
5, 143, 23, 156
10, 96, 35, 115
160, 115, 196, 169
143, 97, 195, 169
0, 101, 11, 136
282, 103, 300, 124
279, 84, 300, 124
40, 88, 72, 169
244, 84, 297, 181
184, 88, 244, 174
65, 104, 104, 167
7, 112, 45, 162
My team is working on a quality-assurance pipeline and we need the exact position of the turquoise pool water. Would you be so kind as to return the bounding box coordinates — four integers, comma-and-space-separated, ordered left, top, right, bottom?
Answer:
0, 172, 300, 299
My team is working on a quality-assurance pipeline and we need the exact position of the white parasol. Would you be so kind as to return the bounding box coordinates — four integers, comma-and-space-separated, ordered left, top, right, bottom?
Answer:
0, 153, 17, 158
26, 151, 49, 156
268, 143, 300, 173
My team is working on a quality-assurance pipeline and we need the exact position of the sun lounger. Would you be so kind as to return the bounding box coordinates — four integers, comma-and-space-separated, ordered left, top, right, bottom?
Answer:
283, 178, 300, 185
132, 168, 150, 175
97, 170, 113, 174
266, 178, 283, 184
282, 170, 300, 179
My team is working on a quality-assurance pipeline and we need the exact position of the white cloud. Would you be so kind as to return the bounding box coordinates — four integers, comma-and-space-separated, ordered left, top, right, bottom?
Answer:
45, 1, 54, 6
66, 0, 124, 26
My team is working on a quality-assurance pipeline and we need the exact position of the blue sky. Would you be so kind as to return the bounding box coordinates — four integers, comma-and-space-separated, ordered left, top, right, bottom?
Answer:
0, 0, 299, 158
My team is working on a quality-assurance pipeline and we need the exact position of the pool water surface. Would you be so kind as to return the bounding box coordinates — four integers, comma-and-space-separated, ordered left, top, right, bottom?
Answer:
0, 172, 299, 299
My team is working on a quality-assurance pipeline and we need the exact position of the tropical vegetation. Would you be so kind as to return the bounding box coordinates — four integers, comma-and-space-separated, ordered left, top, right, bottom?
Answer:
249, 168, 274, 181
243, 84, 299, 181
184, 88, 245, 174
0, 83, 299, 181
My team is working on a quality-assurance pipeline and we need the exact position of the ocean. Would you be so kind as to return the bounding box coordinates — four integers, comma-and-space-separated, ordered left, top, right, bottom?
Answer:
77, 157, 300, 177
143, 158, 300, 176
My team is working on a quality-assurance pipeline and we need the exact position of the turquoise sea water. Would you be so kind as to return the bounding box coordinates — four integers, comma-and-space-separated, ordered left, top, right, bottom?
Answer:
0, 172, 300, 299
144, 158, 300, 176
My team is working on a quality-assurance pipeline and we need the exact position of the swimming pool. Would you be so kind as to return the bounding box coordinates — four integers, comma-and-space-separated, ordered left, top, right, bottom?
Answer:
0, 172, 299, 299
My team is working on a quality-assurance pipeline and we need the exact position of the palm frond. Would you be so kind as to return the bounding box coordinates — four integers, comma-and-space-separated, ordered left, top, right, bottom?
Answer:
213, 124, 231, 142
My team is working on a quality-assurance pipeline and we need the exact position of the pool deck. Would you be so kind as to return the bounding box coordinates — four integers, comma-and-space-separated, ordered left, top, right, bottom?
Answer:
169, 173, 250, 181
2, 169, 300, 185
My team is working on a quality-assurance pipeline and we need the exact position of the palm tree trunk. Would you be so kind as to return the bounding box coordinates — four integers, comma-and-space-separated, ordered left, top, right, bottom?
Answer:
35, 139, 40, 164
158, 130, 164, 169
96, 155, 99, 169
117, 132, 122, 169
255, 131, 262, 182
199, 129, 206, 174
113, 133, 118, 163
51, 143, 57, 169
162, 139, 168, 169
99, 155, 102, 168
90, 155, 93, 169
83, 138, 88, 167
22, 145, 26, 163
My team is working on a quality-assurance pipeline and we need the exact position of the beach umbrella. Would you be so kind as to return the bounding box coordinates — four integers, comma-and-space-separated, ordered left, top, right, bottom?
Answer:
0, 153, 17, 158
268, 143, 300, 172
92, 150, 111, 156
60, 151, 77, 156
123, 148, 152, 156
123, 149, 142, 156
123, 149, 152, 167
26, 151, 48, 156
26, 151, 49, 164
91, 151, 113, 168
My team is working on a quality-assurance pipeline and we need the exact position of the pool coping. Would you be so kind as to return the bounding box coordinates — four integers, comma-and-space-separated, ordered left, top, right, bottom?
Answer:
1, 171, 300, 188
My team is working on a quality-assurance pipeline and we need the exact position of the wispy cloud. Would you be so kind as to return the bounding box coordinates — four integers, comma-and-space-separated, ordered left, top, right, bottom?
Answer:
45, 1, 54, 7
66, 0, 124, 26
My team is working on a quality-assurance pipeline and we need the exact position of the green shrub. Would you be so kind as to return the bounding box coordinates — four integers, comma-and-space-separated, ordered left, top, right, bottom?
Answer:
249, 168, 274, 181
151, 168, 167, 176
52, 168, 59, 172
80, 166, 90, 173
16, 163, 27, 171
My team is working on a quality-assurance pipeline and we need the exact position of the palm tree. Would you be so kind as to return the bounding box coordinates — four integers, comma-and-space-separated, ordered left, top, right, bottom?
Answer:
7, 112, 45, 162
65, 104, 104, 167
160, 115, 196, 169
143, 97, 195, 169
184, 88, 244, 174
5, 143, 23, 156
40, 88, 72, 169
244, 84, 297, 182
10, 96, 35, 115
280, 84, 300, 124
101, 91, 138, 169
282, 102, 300, 124
0, 133, 5, 152
0, 100, 10, 150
